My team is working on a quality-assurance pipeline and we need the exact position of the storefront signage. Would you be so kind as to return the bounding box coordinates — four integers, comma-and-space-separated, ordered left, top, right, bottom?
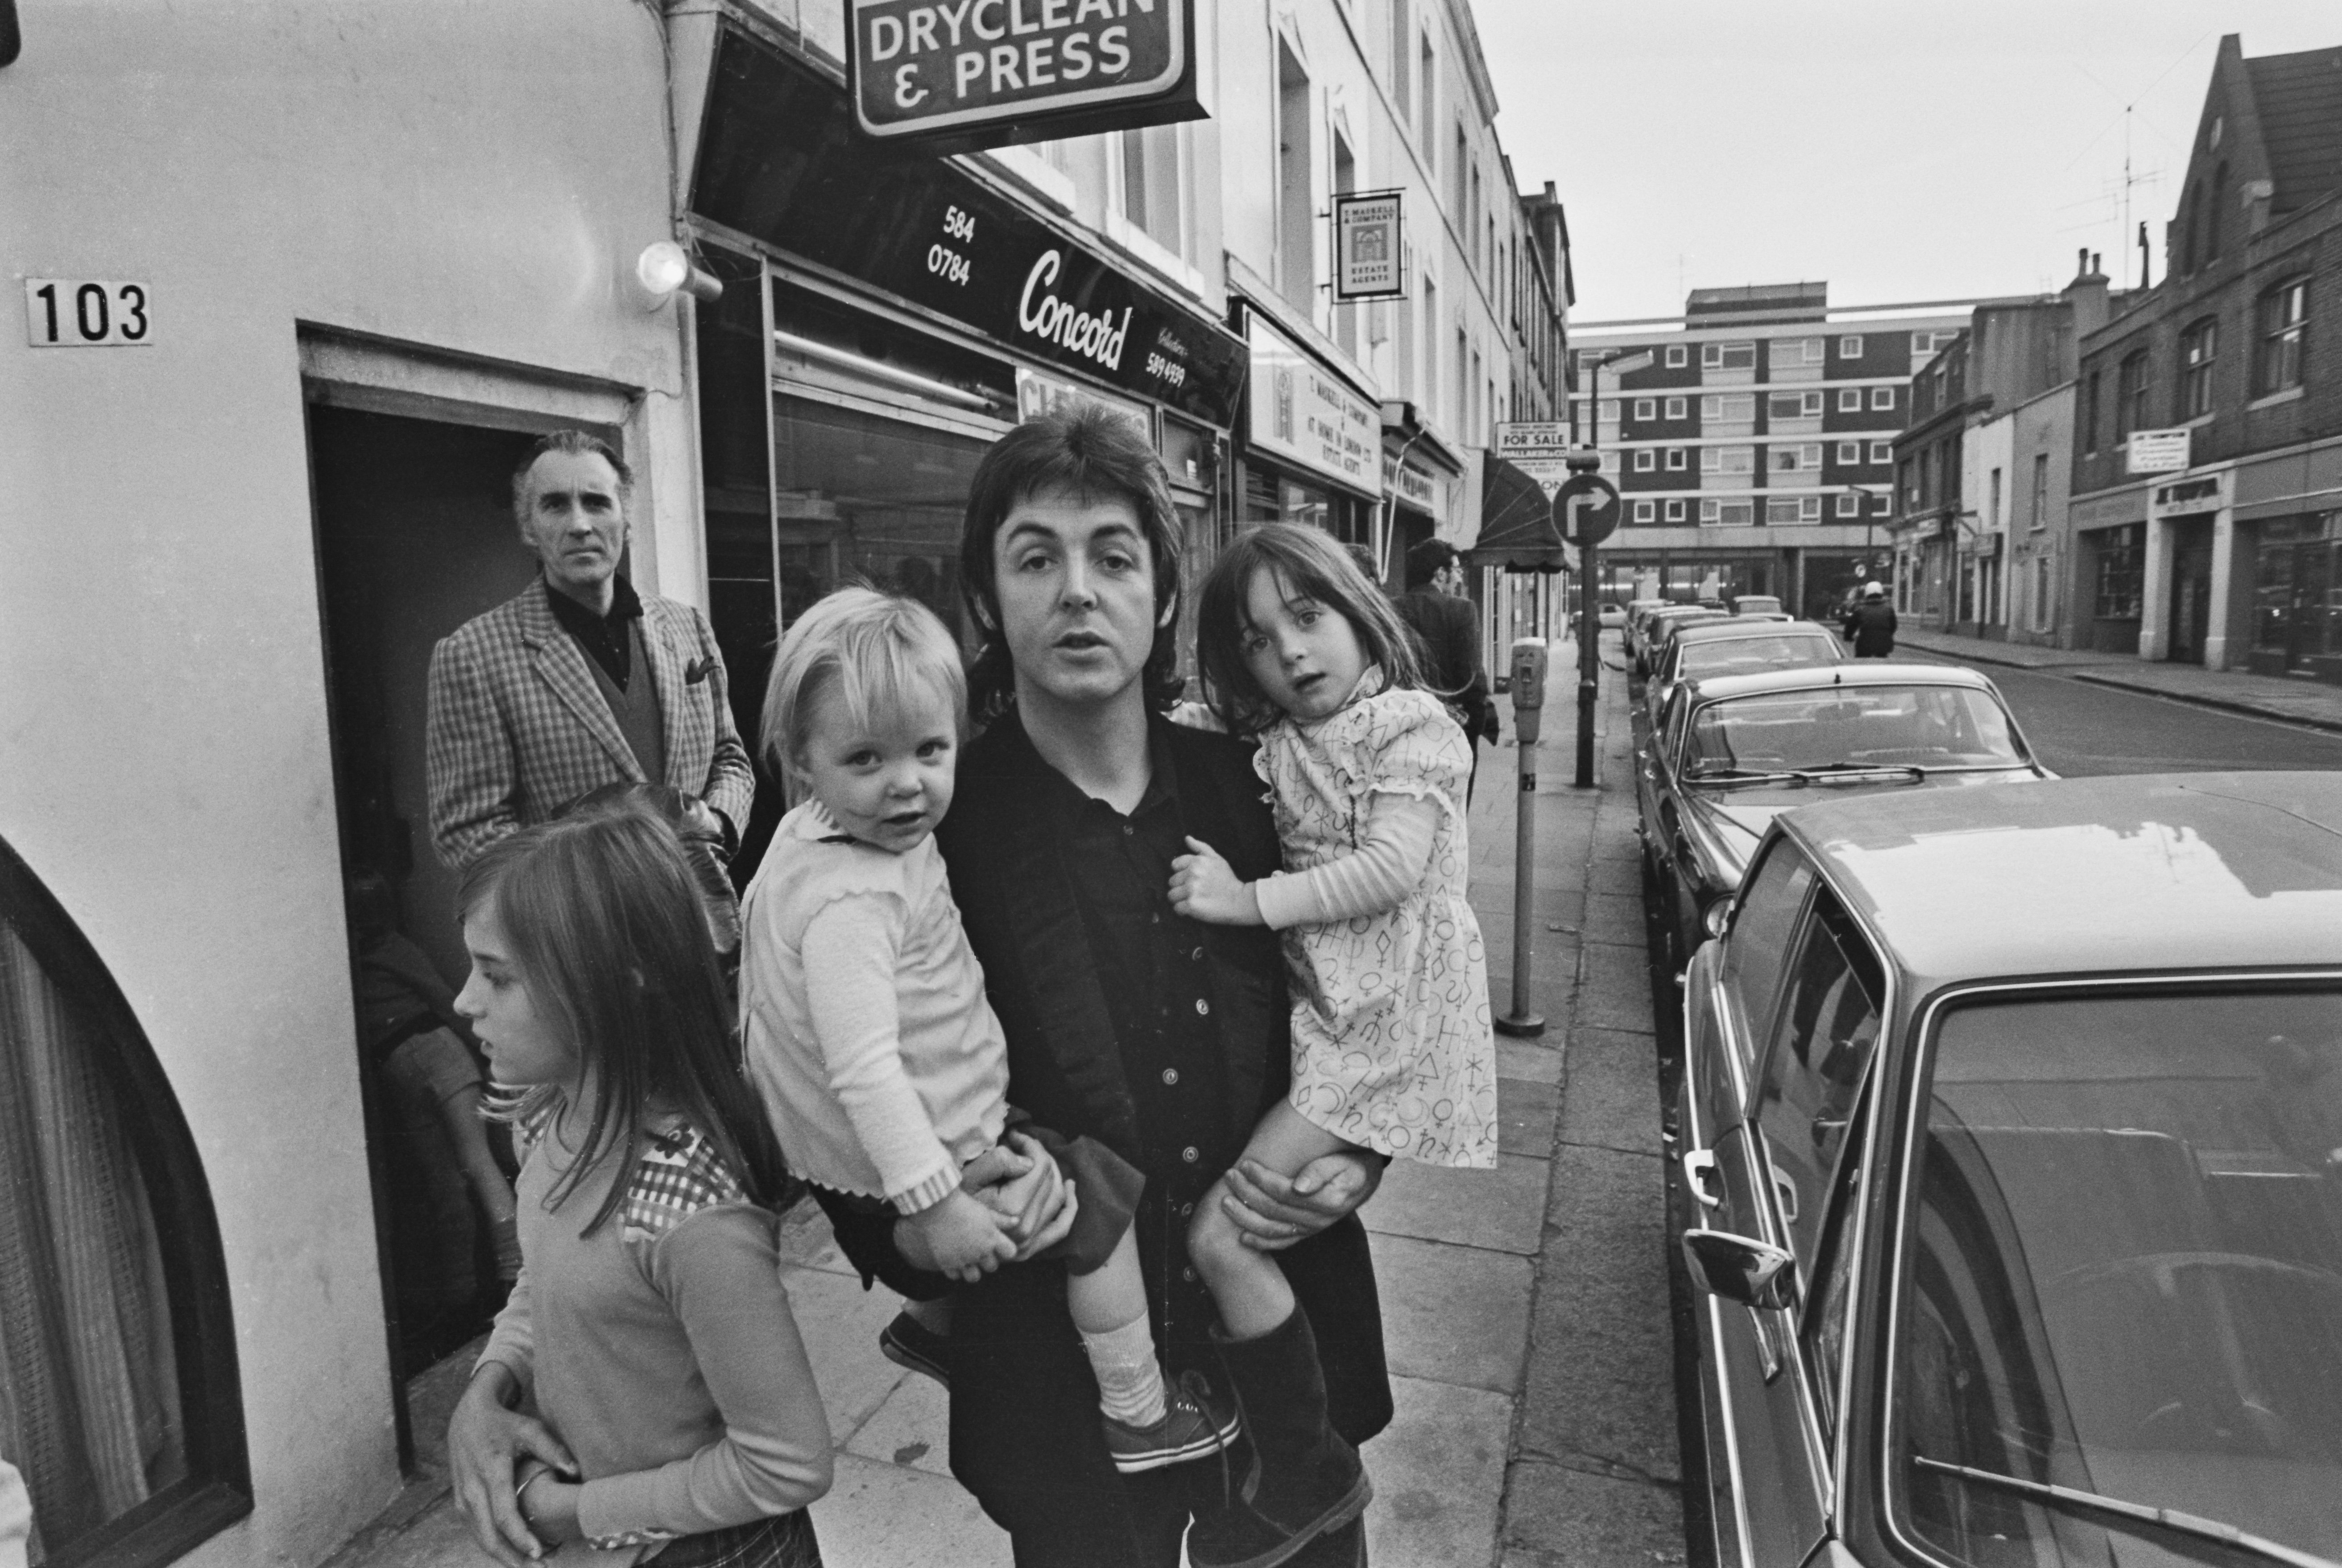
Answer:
1014, 363, 1150, 433
1333, 192, 1405, 301
1494, 421, 1577, 498
695, 26, 1245, 426
2148, 469, 2228, 520
849, 0, 1195, 148
2126, 427, 2192, 475
25, 279, 152, 347
1243, 308, 1376, 493
1382, 451, 1440, 514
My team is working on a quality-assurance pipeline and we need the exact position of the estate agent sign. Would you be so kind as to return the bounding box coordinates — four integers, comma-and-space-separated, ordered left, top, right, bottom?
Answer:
2126, 427, 2193, 476
1332, 192, 1405, 301
850, 0, 1200, 151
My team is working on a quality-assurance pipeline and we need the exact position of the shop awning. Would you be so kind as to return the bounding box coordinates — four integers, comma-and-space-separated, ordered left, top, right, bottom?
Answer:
1469, 454, 1573, 572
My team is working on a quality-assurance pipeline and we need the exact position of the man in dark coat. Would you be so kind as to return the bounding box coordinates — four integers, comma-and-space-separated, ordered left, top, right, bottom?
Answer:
824, 407, 1392, 1566
1391, 539, 1496, 800
1842, 580, 1899, 658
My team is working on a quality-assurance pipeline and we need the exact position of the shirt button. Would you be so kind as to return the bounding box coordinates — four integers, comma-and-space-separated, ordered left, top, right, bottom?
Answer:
1122, 824, 1134, 837
1183, 1267, 1198, 1283
1194, 998, 1211, 1016
1161, 1068, 1179, 1085
1180, 1201, 1195, 1217
1182, 1146, 1200, 1164
1191, 946, 1205, 961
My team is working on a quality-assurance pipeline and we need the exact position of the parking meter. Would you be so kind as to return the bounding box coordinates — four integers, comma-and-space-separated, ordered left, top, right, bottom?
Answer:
1509, 639, 1549, 747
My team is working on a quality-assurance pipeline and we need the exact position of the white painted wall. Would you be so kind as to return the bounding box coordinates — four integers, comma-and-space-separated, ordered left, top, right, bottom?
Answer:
0, 5, 689, 1563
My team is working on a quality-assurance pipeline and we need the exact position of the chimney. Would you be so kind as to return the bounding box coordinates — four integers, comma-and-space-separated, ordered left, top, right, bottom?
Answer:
2063, 248, 2111, 338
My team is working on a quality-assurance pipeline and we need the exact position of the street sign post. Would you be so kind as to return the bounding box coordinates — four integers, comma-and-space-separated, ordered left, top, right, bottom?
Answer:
1556, 462, 1617, 788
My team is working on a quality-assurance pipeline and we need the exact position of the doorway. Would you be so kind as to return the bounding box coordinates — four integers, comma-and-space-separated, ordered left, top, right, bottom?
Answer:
2168, 521, 2214, 665
306, 403, 544, 1456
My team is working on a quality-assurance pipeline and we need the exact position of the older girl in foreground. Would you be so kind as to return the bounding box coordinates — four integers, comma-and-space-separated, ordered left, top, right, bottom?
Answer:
451, 811, 831, 1566
1171, 523, 1496, 1556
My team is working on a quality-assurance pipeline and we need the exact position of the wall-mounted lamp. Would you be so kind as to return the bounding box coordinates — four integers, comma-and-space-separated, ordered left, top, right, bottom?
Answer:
636, 241, 724, 306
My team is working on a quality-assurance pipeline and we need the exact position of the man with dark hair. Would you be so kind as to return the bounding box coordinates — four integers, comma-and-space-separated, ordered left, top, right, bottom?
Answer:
1841, 579, 1899, 658
1392, 538, 1496, 800
425, 431, 753, 869
818, 405, 1393, 1567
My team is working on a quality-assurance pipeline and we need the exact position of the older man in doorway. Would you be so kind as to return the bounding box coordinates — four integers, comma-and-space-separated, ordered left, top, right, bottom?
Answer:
424, 431, 753, 870
1391, 538, 1496, 801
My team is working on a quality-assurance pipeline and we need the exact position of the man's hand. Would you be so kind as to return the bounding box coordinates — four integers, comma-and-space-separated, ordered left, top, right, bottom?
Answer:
1219, 1150, 1382, 1252
967, 1131, 1078, 1261
905, 1189, 1018, 1283
448, 1364, 576, 1566
1170, 837, 1263, 926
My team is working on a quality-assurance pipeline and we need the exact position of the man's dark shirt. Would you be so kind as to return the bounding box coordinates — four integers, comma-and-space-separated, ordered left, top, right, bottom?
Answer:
543, 572, 645, 688
1392, 586, 1493, 738
1845, 598, 1899, 658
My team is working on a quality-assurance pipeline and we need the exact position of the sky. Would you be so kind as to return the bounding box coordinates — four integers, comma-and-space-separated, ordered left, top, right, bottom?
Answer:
1472, 0, 2342, 326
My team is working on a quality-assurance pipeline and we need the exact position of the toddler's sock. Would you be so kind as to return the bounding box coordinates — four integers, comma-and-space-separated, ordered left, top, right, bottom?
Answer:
1080, 1314, 1167, 1428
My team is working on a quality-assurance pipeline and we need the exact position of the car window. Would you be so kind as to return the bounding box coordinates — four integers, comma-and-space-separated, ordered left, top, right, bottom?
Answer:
1752, 892, 1886, 1267
1717, 840, 1816, 1071
1684, 685, 2024, 775
1800, 1074, 1872, 1441
1679, 635, 1840, 680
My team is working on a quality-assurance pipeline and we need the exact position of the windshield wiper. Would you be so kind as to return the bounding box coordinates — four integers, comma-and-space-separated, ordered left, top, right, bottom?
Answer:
1684, 766, 1800, 784
1914, 1456, 2342, 1568
1788, 763, 1925, 784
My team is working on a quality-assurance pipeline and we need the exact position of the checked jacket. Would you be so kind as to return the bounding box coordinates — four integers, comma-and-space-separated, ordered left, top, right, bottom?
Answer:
425, 576, 754, 869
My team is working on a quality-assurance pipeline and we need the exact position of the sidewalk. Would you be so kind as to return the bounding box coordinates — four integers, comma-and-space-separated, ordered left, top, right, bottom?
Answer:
327, 644, 1684, 1568
1895, 626, 2342, 734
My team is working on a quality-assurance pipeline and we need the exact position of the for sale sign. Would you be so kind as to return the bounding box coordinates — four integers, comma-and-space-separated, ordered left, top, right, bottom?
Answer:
852, 0, 1192, 145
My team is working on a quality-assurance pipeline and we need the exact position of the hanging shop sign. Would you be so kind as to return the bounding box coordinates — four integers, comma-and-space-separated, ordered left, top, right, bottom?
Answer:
848, 0, 1201, 153
1242, 308, 1377, 494
1332, 192, 1406, 302
695, 25, 1245, 427
2125, 427, 2192, 475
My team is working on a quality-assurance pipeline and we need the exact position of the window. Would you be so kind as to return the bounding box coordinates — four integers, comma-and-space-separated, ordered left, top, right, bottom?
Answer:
2082, 370, 2102, 452
1699, 393, 1755, 422
1767, 391, 1825, 421
2094, 525, 2143, 619
1633, 499, 1656, 523
1634, 448, 1655, 472
1330, 131, 1357, 357
2180, 317, 2217, 417
1665, 499, 1686, 521
1665, 345, 1688, 368
1701, 499, 1755, 526
1837, 388, 1862, 412
2255, 279, 2308, 396
1872, 491, 1891, 514
1701, 341, 1757, 371
1839, 334, 1864, 358
1701, 445, 1754, 474
1769, 336, 1825, 367
1768, 443, 1821, 472
1753, 892, 1886, 1266
1123, 124, 1186, 256
1988, 466, 2002, 528
1666, 447, 1687, 471
1836, 491, 1861, 517
2206, 159, 2228, 261
1418, 34, 1437, 155
2029, 451, 2049, 529
2114, 350, 2151, 440
1910, 329, 1957, 355
1452, 125, 1470, 223
1835, 441, 1861, 464
1869, 440, 1891, 464
1388, 0, 1409, 118
1274, 42, 1313, 309
1767, 495, 1823, 523
1634, 397, 1655, 420
1870, 386, 1895, 410
0, 836, 252, 1563
1596, 397, 1618, 421
1664, 395, 1687, 419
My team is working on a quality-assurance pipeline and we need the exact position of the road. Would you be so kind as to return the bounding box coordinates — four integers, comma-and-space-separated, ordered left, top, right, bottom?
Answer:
1912, 659, 2342, 777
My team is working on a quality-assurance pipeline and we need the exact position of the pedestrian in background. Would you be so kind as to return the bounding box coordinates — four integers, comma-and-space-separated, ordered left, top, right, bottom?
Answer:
1842, 581, 1899, 658
443, 810, 829, 1568
1391, 539, 1498, 801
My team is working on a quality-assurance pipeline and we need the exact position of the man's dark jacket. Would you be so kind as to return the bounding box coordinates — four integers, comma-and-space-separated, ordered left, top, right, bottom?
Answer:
813, 712, 1392, 1562
1844, 599, 1899, 658
1392, 588, 1494, 740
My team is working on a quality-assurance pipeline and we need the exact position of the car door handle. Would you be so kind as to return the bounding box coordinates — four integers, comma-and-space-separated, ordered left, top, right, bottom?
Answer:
1682, 1148, 1723, 1209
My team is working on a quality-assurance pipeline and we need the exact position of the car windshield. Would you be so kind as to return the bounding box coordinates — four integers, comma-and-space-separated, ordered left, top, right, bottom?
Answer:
1682, 686, 2023, 775
1895, 989, 2342, 1567
1675, 634, 1839, 682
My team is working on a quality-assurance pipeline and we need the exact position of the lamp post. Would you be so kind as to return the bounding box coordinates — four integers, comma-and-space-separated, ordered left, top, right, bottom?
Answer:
1571, 350, 1651, 787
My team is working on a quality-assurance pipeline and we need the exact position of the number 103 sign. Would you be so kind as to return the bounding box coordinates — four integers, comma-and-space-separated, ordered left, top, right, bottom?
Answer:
25, 280, 154, 347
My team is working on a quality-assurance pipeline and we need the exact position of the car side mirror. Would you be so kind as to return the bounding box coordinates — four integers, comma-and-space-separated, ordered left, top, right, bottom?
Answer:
1703, 898, 1735, 939
1682, 1228, 1796, 1310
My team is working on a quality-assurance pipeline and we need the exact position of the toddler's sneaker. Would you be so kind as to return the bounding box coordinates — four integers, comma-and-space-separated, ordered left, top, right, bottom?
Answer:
1104, 1369, 1240, 1473
879, 1310, 950, 1388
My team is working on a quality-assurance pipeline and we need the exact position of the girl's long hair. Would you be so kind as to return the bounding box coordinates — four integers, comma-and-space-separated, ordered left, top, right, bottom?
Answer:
457, 809, 783, 1235
1196, 523, 1424, 734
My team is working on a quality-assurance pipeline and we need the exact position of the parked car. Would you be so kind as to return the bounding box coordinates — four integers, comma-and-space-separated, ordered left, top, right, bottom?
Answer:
1635, 664, 2048, 966
1670, 771, 2342, 1568
1730, 594, 1783, 616
1643, 619, 1845, 736
1599, 602, 1629, 629
1633, 605, 1732, 677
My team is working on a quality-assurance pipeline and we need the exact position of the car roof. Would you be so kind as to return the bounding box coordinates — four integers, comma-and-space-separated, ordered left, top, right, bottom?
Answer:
1682, 661, 1994, 703
1779, 772, 2342, 986
1670, 619, 1839, 648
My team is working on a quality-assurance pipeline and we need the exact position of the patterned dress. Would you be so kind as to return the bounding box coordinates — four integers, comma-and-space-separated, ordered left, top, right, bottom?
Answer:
1257, 685, 1497, 1168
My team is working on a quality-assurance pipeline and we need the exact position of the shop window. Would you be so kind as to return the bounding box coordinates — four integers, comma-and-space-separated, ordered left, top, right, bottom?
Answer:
2255, 279, 2308, 396
0, 836, 250, 1565
2179, 317, 2217, 418
2094, 527, 2143, 619
2114, 350, 2152, 440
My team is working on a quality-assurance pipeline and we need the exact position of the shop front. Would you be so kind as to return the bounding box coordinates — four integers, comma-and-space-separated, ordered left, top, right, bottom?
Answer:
686, 20, 1247, 869
2067, 483, 2148, 654
2232, 437, 2342, 681
1953, 529, 2003, 640
1595, 549, 1780, 606
1232, 305, 1381, 549
1378, 401, 1463, 588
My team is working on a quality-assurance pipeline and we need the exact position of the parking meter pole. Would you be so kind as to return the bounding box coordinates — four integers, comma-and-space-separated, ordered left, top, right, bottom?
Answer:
1575, 538, 1600, 789
1496, 638, 1549, 1037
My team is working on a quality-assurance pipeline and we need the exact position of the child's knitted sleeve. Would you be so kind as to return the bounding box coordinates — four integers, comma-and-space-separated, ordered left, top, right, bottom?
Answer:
800, 893, 962, 1214
1252, 792, 1441, 929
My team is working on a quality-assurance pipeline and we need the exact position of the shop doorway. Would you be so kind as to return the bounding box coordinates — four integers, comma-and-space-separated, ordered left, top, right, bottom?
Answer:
305, 403, 548, 1458
2167, 522, 2214, 664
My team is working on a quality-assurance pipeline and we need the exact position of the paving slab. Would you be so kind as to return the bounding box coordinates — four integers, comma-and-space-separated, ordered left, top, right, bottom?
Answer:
1575, 941, 1662, 1033
1581, 891, 1651, 948
1364, 1375, 1515, 1568
1497, 1037, 1566, 1086
840, 1368, 955, 1478
810, 1452, 1012, 1568
1371, 1233, 1535, 1394
1501, 1458, 1687, 1568
1365, 1151, 1550, 1256
1556, 1028, 1666, 1159
1497, 1074, 1560, 1157
780, 1264, 915, 1440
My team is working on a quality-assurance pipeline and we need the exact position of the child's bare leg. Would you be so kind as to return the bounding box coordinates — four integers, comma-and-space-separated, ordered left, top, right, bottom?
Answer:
1188, 1102, 1361, 1340
1066, 1227, 1166, 1426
